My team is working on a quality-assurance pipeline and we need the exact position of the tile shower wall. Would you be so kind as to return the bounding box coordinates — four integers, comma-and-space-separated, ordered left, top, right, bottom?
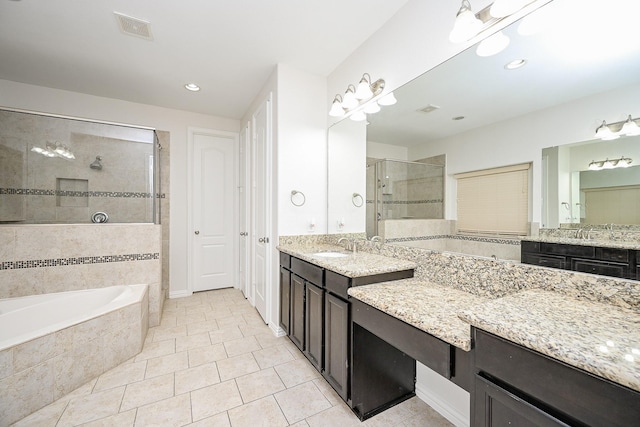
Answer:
0, 224, 163, 326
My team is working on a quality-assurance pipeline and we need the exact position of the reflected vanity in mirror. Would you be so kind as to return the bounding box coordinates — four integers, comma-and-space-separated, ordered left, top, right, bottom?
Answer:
0, 109, 161, 224
327, 0, 640, 261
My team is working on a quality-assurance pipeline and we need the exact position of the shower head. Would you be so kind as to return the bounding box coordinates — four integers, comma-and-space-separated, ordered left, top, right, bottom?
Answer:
90, 156, 102, 170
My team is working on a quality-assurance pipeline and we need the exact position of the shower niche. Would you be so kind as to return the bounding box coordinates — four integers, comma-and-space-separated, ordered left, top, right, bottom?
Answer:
0, 108, 161, 224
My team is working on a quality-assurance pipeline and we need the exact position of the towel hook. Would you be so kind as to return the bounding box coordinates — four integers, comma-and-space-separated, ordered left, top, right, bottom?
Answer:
352, 192, 364, 207
291, 190, 306, 207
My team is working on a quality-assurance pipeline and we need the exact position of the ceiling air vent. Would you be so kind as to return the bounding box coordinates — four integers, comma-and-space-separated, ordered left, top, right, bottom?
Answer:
114, 12, 153, 40
417, 104, 441, 114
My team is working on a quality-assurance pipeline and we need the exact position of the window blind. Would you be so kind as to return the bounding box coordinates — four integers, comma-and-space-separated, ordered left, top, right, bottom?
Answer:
455, 163, 530, 235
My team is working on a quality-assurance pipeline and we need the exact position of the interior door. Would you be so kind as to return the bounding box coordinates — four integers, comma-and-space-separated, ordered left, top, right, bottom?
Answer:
252, 95, 271, 322
191, 129, 237, 292
238, 122, 250, 299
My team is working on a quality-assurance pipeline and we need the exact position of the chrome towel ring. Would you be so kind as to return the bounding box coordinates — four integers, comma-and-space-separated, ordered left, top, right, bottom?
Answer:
291, 190, 306, 207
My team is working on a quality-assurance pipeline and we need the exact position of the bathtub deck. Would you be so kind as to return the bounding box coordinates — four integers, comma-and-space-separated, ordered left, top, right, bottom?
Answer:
13, 288, 452, 427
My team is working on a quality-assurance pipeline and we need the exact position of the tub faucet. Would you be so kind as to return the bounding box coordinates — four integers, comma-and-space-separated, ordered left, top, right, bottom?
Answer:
370, 235, 382, 242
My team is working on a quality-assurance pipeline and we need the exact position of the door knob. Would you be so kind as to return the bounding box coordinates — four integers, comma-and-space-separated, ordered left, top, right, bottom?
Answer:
195, 230, 200, 235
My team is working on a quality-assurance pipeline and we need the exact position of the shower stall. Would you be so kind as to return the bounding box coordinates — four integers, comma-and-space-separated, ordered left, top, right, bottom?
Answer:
366, 159, 444, 237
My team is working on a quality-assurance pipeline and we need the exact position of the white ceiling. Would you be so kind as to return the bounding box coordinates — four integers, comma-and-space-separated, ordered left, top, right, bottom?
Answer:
0, 0, 408, 119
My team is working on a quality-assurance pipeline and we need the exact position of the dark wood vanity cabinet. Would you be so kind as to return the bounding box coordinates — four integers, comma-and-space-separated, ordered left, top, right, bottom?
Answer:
305, 281, 324, 370
323, 292, 349, 400
289, 274, 305, 351
521, 240, 638, 280
472, 328, 640, 427
279, 267, 290, 335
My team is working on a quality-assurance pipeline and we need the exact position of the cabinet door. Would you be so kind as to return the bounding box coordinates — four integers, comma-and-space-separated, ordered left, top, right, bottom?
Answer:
289, 274, 305, 351
305, 282, 324, 371
571, 258, 627, 278
279, 267, 290, 335
475, 375, 569, 427
323, 293, 349, 400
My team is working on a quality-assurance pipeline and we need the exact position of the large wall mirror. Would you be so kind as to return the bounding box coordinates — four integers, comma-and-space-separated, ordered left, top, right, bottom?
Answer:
327, 0, 640, 236
0, 109, 161, 224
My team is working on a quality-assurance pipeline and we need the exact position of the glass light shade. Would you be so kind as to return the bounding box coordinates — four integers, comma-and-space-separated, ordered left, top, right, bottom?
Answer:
621, 115, 640, 136
378, 92, 397, 106
355, 78, 374, 100
350, 110, 367, 122
490, 0, 531, 18
602, 159, 615, 169
363, 102, 381, 114
342, 87, 359, 109
588, 161, 602, 171
595, 121, 619, 140
619, 157, 633, 168
476, 32, 510, 57
449, 7, 483, 43
329, 98, 345, 117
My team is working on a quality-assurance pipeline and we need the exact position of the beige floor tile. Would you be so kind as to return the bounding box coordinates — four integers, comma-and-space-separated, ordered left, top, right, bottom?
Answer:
177, 311, 207, 325
238, 323, 270, 337
81, 409, 136, 426
121, 373, 174, 411
223, 336, 261, 357
187, 411, 231, 426
312, 378, 343, 406
273, 358, 321, 388
205, 308, 234, 321
253, 344, 295, 369
289, 421, 310, 427
305, 404, 364, 427
274, 381, 332, 424
160, 315, 178, 327
134, 339, 176, 362
135, 393, 193, 426
362, 399, 412, 427
11, 398, 68, 427
152, 324, 188, 342
282, 341, 305, 359
176, 332, 212, 352
216, 315, 248, 329
187, 319, 220, 336
93, 360, 147, 392
56, 386, 125, 427
145, 351, 189, 378
188, 343, 228, 367
175, 361, 221, 394
235, 367, 286, 403
191, 380, 243, 422
209, 326, 244, 345
254, 332, 289, 349
227, 395, 288, 427
400, 404, 454, 427
216, 353, 260, 382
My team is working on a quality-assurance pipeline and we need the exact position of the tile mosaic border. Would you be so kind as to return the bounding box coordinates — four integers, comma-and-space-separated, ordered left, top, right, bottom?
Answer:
366, 199, 443, 205
1, 252, 160, 270
0, 188, 166, 198
386, 234, 521, 246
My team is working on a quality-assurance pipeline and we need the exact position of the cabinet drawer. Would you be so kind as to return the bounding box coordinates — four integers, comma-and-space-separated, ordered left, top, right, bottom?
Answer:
520, 240, 540, 253
474, 329, 640, 427
291, 257, 324, 286
597, 247, 630, 263
325, 270, 350, 299
571, 259, 627, 278
280, 252, 291, 269
541, 242, 595, 258
522, 253, 565, 269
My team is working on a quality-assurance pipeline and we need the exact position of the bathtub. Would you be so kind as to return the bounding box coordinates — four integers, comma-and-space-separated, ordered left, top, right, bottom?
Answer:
0, 284, 149, 426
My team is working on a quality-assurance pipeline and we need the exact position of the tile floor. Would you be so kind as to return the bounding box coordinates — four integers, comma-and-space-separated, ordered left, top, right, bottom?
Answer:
13, 288, 453, 426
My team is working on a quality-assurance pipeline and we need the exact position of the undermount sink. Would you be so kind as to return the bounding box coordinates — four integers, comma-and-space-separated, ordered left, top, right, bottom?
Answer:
311, 252, 349, 258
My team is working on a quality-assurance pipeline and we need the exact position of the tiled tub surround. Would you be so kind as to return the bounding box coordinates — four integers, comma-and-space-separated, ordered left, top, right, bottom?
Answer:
0, 223, 163, 326
0, 284, 149, 426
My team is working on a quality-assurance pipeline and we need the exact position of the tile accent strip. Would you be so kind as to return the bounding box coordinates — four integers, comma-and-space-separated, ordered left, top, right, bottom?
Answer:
386, 234, 521, 246
0, 188, 166, 198
1, 252, 160, 270
366, 199, 443, 204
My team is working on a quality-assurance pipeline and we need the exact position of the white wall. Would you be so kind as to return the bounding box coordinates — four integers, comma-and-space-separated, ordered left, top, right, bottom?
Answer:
0, 79, 240, 296
367, 140, 408, 161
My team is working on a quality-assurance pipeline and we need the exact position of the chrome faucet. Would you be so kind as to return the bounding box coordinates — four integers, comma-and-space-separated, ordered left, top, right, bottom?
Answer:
575, 228, 583, 239
337, 237, 350, 250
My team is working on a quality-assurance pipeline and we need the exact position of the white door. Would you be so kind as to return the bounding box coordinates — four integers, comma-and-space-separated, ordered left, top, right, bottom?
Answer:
238, 122, 250, 300
252, 95, 271, 322
190, 128, 238, 292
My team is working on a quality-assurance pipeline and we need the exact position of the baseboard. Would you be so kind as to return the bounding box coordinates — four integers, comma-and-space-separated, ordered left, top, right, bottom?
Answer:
169, 290, 193, 299
269, 323, 286, 337
415, 382, 470, 427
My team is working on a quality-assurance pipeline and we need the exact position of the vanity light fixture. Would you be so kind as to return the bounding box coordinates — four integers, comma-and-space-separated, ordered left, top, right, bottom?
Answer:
355, 73, 375, 100
329, 95, 345, 117
342, 84, 359, 109
476, 31, 510, 57
377, 92, 397, 106
449, 0, 484, 43
184, 83, 200, 92
329, 74, 388, 119
595, 115, 640, 140
31, 141, 75, 159
588, 156, 632, 171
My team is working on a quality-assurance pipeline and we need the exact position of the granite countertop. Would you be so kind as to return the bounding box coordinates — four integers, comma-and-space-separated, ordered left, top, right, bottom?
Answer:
347, 278, 488, 351
277, 244, 417, 278
459, 289, 640, 392
522, 236, 640, 250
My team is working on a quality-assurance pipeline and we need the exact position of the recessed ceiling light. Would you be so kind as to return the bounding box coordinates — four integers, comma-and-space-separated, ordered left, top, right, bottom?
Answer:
184, 83, 201, 92
505, 59, 527, 70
